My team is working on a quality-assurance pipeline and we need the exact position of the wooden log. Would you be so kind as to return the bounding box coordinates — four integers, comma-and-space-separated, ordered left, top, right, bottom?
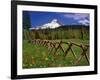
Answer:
74, 45, 89, 65
64, 43, 72, 57
48, 42, 56, 54
53, 41, 62, 55
70, 47, 77, 59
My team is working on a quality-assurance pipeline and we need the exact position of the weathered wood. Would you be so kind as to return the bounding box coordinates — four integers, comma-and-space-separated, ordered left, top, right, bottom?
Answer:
27, 39, 89, 65
64, 43, 72, 57
48, 42, 55, 54
84, 51, 89, 64
70, 48, 77, 59
53, 41, 62, 55
74, 52, 84, 65
74, 45, 89, 65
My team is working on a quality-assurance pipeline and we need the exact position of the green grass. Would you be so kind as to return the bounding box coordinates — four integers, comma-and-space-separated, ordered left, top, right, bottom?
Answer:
23, 39, 89, 69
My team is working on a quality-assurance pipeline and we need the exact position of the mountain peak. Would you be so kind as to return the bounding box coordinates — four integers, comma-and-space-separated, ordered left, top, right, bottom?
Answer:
51, 19, 57, 23
41, 19, 61, 29
30, 19, 62, 30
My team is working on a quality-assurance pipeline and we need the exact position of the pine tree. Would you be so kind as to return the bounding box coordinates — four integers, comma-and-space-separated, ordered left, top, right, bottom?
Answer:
23, 12, 30, 30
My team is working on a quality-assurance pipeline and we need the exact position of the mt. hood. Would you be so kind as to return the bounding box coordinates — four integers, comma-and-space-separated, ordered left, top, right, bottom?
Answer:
30, 19, 62, 30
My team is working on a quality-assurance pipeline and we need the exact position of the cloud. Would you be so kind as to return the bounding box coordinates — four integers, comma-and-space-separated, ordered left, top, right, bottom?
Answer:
64, 13, 90, 25
78, 19, 89, 25
64, 13, 89, 20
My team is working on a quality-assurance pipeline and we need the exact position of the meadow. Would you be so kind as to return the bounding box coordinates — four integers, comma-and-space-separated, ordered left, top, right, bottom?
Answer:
23, 25, 89, 68
23, 39, 89, 68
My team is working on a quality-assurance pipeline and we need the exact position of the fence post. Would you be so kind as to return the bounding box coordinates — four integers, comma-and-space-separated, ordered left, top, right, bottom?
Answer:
48, 42, 56, 54
64, 42, 72, 57
74, 45, 89, 65
70, 48, 77, 59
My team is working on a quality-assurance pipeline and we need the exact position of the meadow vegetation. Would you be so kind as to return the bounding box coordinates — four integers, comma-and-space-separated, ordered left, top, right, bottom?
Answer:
23, 25, 89, 68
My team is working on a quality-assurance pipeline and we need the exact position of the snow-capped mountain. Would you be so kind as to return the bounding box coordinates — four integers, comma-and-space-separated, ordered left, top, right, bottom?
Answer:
30, 19, 62, 30
40, 19, 61, 29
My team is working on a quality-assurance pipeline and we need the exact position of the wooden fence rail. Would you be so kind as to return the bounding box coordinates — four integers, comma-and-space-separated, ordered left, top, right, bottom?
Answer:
30, 39, 89, 65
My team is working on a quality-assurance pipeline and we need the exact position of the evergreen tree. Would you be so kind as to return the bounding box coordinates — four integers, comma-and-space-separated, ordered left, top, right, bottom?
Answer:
23, 11, 30, 30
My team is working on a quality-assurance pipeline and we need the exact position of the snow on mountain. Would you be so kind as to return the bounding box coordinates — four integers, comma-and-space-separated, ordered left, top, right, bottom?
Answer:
41, 19, 61, 29
30, 19, 62, 30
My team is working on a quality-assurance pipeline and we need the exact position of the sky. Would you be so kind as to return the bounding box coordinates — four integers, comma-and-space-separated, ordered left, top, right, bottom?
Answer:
23, 11, 90, 28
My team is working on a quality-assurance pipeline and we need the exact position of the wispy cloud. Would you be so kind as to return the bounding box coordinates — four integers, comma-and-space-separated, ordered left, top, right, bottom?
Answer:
78, 19, 89, 26
63, 13, 90, 25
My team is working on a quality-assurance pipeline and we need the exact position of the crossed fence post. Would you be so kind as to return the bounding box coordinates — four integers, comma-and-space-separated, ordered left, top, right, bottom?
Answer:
74, 45, 89, 65
26, 37, 89, 66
